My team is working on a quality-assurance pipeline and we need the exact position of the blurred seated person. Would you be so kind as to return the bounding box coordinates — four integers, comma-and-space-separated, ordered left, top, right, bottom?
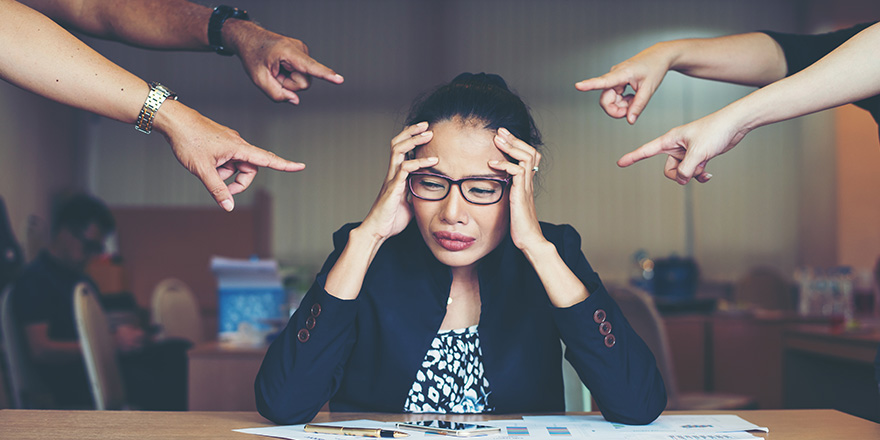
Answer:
12, 194, 188, 410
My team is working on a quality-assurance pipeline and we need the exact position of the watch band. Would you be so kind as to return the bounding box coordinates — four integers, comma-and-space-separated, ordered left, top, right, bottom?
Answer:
135, 82, 178, 135
208, 5, 250, 56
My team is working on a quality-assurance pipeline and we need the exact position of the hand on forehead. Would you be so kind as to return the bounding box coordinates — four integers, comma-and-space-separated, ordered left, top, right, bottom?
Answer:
416, 119, 508, 177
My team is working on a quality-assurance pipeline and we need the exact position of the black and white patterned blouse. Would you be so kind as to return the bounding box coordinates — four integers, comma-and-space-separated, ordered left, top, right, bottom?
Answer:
404, 325, 493, 413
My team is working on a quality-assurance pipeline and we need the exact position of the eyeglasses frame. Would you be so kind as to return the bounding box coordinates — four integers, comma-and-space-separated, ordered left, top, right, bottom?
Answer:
407, 171, 511, 205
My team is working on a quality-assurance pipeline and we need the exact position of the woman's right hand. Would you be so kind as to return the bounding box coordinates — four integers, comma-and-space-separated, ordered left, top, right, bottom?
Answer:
325, 123, 436, 300
358, 122, 437, 242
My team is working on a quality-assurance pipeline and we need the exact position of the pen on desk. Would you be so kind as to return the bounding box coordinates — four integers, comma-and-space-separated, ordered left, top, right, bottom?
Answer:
304, 424, 410, 438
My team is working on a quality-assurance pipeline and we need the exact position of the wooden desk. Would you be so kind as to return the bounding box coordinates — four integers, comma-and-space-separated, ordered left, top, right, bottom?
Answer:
1, 410, 877, 439
663, 311, 830, 409
188, 342, 268, 411
782, 324, 880, 422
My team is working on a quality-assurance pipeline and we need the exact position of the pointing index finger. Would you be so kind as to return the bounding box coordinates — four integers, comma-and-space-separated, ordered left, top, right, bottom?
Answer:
617, 135, 669, 168
240, 145, 306, 172
299, 57, 344, 84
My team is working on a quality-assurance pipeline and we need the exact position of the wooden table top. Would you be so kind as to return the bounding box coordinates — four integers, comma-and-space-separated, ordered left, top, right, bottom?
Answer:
783, 323, 880, 364
0, 409, 877, 440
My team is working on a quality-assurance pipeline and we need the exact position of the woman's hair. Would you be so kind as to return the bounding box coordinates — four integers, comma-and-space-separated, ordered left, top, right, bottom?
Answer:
405, 73, 542, 149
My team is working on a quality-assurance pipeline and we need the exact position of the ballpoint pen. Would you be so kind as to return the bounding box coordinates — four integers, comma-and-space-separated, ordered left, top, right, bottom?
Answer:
304, 424, 410, 438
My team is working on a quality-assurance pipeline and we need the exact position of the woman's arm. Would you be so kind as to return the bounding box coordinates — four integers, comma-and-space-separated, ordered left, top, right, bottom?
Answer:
490, 129, 665, 424
490, 128, 588, 307
547, 225, 667, 425
576, 32, 786, 124
1, 0, 304, 210
323, 123, 436, 299
256, 124, 438, 423
619, 21, 880, 184
255, 263, 360, 424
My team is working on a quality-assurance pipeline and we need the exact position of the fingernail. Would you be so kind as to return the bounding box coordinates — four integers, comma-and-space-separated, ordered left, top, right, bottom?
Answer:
417, 121, 429, 129
420, 130, 432, 137
704, 173, 713, 180
499, 127, 510, 136
333, 74, 344, 82
221, 199, 234, 212
427, 156, 438, 162
489, 160, 501, 165
495, 135, 508, 144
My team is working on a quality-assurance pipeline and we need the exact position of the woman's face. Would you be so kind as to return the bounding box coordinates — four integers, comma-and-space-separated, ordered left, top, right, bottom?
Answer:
412, 118, 510, 272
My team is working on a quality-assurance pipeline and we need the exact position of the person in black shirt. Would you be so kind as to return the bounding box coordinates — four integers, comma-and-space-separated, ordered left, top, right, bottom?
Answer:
12, 194, 188, 409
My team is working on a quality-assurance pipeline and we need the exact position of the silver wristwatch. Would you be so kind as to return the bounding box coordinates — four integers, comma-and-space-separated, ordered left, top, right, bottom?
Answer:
135, 82, 178, 134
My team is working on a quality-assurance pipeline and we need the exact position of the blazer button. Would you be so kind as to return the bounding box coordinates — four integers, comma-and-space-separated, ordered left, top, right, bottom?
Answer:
305, 315, 316, 330
593, 309, 607, 323
297, 328, 310, 343
604, 333, 616, 348
599, 321, 612, 336
310, 303, 322, 317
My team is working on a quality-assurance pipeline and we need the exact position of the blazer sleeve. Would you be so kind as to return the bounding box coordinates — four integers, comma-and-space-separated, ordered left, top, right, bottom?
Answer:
254, 224, 361, 424
548, 224, 667, 425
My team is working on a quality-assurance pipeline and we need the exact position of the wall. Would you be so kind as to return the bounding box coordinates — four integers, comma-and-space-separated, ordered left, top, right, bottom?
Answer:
2, 0, 878, 292
835, 106, 880, 270
0, 84, 83, 260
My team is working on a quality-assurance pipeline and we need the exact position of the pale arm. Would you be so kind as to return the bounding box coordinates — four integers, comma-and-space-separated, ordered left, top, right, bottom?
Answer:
2, 0, 304, 210
620, 22, 880, 183
23, 0, 344, 103
24, 323, 81, 363
575, 32, 786, 124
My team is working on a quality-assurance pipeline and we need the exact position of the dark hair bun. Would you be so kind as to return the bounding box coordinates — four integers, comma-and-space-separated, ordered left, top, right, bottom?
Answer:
406, 72, 541, 148
450, 72, 510, 92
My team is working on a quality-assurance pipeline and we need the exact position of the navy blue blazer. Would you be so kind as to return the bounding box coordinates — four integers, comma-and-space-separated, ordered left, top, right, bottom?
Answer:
255, 222, 666, 425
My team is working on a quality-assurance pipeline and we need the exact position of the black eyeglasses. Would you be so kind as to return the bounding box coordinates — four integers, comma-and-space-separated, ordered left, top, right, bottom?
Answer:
407, 172, 511, 205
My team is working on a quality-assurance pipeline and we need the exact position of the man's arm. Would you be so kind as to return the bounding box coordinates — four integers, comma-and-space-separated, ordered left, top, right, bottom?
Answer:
575, 32, 786, 124
21, 0, 208, 48
3, 0, 304, 210
24, 323, 81, 363
23, 0, 344, 103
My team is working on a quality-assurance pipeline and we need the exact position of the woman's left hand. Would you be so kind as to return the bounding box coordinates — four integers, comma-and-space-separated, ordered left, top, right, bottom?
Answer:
488, 127, 547, 252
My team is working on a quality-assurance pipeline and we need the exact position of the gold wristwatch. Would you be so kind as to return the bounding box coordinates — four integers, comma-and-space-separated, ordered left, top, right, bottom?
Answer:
135, 82, 178, 134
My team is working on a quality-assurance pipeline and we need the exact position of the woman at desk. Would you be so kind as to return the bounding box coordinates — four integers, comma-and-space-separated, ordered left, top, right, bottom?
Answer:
255, 73, 667, 425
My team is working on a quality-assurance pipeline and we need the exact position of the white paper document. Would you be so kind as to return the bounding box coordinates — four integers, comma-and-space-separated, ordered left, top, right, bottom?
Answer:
522, 414, 768, 434
235, 415, 766, 440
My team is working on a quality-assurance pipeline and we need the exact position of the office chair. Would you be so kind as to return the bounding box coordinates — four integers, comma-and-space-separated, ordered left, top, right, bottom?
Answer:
151, 278, 203, 344
1, 285, 32, 408
73, 282, 127, 410
608, 285, 757, 410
